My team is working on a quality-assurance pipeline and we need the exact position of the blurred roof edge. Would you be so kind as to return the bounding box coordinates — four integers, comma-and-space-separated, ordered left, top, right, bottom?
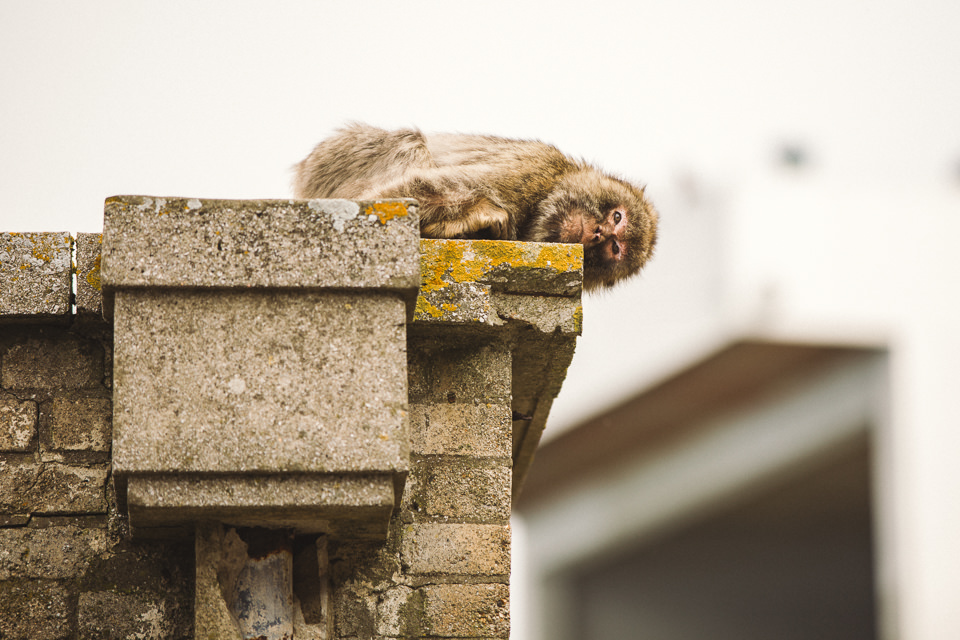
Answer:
516, 338, 886, 509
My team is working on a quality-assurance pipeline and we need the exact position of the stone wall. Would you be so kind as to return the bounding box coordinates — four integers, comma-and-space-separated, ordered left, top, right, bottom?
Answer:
1, 233, 193, 639
326, 333, 513, 637
0, 202, 581, 639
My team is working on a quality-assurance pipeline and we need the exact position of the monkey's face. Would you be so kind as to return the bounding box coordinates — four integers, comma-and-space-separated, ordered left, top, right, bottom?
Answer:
533, 172, 658, 290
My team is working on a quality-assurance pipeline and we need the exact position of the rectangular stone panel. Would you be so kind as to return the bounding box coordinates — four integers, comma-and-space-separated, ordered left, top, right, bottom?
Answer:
112, 289, 409, 475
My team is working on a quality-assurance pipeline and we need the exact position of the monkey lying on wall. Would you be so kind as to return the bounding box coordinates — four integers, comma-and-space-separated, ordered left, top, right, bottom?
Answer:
292, 123, 658, 291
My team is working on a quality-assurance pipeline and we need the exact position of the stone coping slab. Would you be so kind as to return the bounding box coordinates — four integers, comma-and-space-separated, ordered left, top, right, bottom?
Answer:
0, 232, 72, 322
101, 196, 421, 317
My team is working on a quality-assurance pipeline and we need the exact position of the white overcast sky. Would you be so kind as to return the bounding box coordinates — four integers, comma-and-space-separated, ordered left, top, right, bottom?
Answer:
2, 0, 957, 234
2, 0, 959, 434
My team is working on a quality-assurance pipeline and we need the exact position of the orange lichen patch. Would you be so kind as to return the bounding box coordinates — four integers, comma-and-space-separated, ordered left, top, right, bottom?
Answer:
364, 201, 410, 224
418, 239, 583, 293
85, 254, 102, 291
414, 296, 460, 319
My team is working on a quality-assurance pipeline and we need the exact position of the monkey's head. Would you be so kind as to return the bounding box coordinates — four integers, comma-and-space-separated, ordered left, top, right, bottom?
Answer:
530, 170, 659, 291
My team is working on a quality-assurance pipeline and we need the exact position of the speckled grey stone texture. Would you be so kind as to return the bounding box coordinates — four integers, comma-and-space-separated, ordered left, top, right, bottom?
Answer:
74, 233, 104, 322
0, 232, 72, 322
112, 289, 409, 476
400, 523, 511, 577
101, 196, 421, 316
0, 394, 36, 451
102, 197, 420, 537
127, 473, 395, 535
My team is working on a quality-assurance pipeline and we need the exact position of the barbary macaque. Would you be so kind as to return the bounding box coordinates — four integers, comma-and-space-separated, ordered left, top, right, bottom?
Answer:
292, 123, 658, 290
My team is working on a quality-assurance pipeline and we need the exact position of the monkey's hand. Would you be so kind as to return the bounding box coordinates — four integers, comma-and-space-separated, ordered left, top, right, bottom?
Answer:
421, 199, 511, 240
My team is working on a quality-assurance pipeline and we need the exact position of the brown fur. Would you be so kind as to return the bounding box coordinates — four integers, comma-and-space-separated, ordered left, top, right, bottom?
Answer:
293, 123, 658, 290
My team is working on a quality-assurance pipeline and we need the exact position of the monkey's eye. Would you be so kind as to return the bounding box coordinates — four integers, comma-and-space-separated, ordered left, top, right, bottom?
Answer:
613, 211, 622, 224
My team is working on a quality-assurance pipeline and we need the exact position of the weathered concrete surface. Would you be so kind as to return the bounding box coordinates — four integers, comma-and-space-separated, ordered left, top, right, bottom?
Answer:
0, 232, 72, 322
103, 197, 421, 537
408, 401, 511, 457
420, 583, 510, 637
43, 394, 112, 452
1, 332, 105, 390
101, 196, 421, 317
0, 580, 73, 639
0, 462, 108, 515
0, 393, 36, 451
411, 238, 583, 498
112, 290, 409, 475
195, 523, 244, 640
0, 525, 108, 580
74, 232, 104, 322
127, 474, 395, 536
416, 238, 582, 326
400, 523, 511, 577
405, 458, 511, 522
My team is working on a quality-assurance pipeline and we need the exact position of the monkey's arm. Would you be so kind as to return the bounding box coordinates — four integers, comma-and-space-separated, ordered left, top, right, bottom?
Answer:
361, 167, 516, 240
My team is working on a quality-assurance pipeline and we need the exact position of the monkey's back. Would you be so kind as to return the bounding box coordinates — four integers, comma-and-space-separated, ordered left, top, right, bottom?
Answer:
425, 133, 577, 224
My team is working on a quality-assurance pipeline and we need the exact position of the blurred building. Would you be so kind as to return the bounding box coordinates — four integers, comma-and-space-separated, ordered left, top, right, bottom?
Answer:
513, 160, 960, 640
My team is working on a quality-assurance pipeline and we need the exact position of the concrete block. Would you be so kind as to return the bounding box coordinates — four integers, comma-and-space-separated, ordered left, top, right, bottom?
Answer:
101, 196, 421, 315
0, 580, 73, 640
78, 590, 190, 639
0, 462, 108, 515
374, 585, 415, 637
0, 232, 72, 322
400, 523, 510, 577
409, 239, 583, 499
407, 340, 511, 404
81, 537, 194, 633
112, 290, 408, 475
102, 196, 420, 535
333, 583, 377, 638
43, 394, 112, 452
0, 524, 107, 579
1, 334, 104, 390
0, 393, 37, 451
421, 583, 510, 638
409, 402, 511, 457
74, 232, 104, 322
407, 458, 511, 522
418, 238, 582, 301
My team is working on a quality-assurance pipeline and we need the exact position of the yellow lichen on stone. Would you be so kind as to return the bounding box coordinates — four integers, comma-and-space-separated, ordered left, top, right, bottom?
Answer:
19, 232, 70, 264
418, 238, 583, 293
414, 296, 450, 319
364, 202, 409, 224
86, 254, 102, 291
573, 304, 584, 333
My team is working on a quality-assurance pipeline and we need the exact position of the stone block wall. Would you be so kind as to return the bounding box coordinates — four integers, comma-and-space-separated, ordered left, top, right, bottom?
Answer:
0, 201, 580, 639
0, 262, 195, 638
327, 335, 513, 638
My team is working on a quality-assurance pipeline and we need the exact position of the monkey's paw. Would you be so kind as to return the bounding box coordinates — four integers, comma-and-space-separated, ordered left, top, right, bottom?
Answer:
422, 202, 511, 240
